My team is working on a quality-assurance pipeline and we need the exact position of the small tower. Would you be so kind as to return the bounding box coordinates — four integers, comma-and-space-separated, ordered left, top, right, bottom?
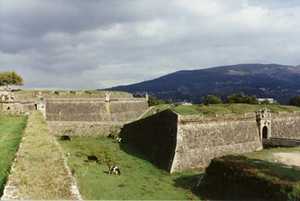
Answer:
256, 108, 272, 140
105, 92, 111, 102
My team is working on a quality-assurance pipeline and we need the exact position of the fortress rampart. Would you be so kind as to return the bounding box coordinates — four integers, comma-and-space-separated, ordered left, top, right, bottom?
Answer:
46, 98, 148, 136
171, 114, 262, 172
45, 98, 147, 122
121, 109, 300, 173
0, 90, 149, 136
271, 112, 300, 139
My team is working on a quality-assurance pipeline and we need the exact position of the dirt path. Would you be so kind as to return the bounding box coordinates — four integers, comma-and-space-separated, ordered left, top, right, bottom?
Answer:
273, 152, 300, 167
1, 112, 82, 200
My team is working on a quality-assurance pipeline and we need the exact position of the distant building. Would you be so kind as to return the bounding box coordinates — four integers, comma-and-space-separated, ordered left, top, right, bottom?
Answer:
177, 101, 193, 105
257, 98, 276, 104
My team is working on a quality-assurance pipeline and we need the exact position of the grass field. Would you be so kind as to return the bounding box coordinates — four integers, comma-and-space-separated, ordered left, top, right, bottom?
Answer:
59, 136, 201, 200
14, 90, 133, 100
0, 115, 27, 195
145, 103, 300, 116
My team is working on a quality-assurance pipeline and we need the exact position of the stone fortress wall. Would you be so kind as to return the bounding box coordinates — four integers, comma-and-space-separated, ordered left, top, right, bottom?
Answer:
45, 98, 147, 122
121, 110, 178, 170
0, 89, 149, 136
46, 98, 148, 136
3, 88, 300, 173
272, 112, 300, 139
121, 109, 300, 173
170, 114, 262, 172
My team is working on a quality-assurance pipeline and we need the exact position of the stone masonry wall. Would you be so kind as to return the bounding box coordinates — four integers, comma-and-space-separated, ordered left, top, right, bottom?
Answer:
47, 121, 122, 137
46, 101, 110, 121
46, 99, 148, 122
120, 110, 178, 171
271, 112, 300, 139
170, 114, 262, 173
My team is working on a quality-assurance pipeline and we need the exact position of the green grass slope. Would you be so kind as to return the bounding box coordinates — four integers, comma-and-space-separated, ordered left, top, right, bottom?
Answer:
144, 103, 300, 117
0, 115, 27, 195
199, 147, 300, 201
59, 136, 201, 200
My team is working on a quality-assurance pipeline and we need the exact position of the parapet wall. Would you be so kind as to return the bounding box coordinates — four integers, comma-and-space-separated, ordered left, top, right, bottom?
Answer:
171, 114, 262, 172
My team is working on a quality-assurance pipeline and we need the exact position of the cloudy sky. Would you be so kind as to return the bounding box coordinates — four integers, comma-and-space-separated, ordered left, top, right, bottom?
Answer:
1, 0, 300, 89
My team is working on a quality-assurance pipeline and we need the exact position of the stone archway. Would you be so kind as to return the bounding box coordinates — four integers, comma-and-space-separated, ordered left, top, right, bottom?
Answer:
262, 126, 269, 139
256, 108, 272, 142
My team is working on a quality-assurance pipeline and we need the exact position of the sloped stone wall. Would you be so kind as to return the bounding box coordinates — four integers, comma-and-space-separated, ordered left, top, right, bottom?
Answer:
120, 110, 178, 171
271, 112, 300, 139
170, 114, 262, 172
46, 101, 110, 121
45, 99, 148, 122
110, 101, 149, 122
47, 121, 122, 137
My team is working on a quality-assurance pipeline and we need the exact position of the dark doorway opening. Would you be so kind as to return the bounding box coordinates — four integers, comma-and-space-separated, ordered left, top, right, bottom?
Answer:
34, 104, 38, 110
262, 126, 269, 139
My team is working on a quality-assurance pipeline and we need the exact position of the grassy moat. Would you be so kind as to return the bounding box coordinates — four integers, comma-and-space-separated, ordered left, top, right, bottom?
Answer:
59, 136, 201, 200
59, 135, 300, 201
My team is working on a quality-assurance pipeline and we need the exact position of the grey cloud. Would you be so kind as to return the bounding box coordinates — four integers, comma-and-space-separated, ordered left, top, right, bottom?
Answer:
1, 0, 300, 89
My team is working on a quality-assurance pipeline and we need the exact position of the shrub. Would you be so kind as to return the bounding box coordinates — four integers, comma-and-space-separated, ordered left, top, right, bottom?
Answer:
203, 95, 222, 105
289, 96, 300, 107
84, 90, 92, 94
227, 93, 258, 104
148, 96, 170, 106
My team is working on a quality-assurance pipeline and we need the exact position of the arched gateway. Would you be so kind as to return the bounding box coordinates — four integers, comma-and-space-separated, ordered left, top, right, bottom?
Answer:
256, 108, 272, 140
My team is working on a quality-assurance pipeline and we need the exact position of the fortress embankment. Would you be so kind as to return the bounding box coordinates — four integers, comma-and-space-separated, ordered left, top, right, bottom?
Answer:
2, 88, 300, 174
46, 97, 148, 136
0, 89, 149, 136
121, 109, 300, 173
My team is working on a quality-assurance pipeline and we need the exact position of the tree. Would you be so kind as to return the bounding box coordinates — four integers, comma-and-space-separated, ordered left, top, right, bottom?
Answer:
203, 95, 222, 105
148, 96, 170, 106
227, 93, 258, 104
0, 71, 24, 86
289, 96, 300, 107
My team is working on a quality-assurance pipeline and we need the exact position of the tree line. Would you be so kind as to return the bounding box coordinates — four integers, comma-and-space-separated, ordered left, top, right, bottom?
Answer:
148, 93, 300, 107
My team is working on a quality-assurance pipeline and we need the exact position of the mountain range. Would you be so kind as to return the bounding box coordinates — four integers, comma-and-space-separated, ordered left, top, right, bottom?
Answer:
109, 64, 300, 104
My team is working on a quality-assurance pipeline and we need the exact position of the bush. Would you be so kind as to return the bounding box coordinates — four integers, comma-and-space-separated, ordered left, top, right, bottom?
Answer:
84, 90, 92, 94
289, 96, 300, 107
148, 96, 170, 106
199, 155, 299, 201
227, 93, 258, 104
203, 95, 222, 105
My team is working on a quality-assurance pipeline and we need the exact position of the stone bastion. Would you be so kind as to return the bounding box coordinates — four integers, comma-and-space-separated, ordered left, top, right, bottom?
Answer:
121, 108, 300, 173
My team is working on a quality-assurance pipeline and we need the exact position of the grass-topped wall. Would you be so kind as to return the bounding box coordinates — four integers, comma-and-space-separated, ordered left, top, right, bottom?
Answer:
199, 154, 300, 201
